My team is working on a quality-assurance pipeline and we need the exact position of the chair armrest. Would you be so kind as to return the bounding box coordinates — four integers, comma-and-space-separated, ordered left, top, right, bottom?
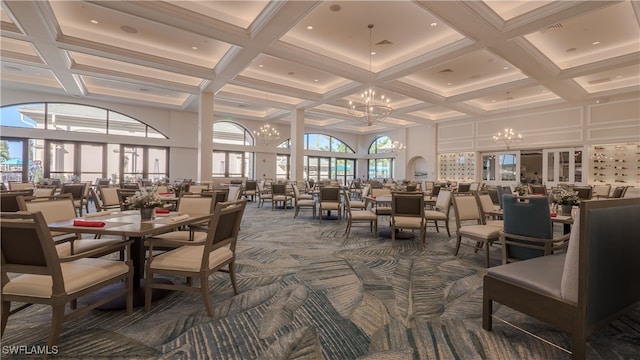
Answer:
145, 238, 206, 248
59, 239, 133, 262
499, 231, 571, 252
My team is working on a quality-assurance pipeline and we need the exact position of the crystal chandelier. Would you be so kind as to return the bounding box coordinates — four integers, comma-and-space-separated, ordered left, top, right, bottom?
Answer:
347, 24, 392, 126
493, 92, 522, 149
253, 123, 280, 146
391, 141, 406, 155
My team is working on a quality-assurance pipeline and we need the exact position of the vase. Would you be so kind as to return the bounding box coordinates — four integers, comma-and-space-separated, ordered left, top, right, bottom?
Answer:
140, 207, 154, 220
560, 205, 573, 216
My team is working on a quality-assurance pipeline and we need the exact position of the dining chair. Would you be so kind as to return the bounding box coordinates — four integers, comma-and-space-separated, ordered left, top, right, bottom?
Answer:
292, 184, 316, 219
391, 193, 425, 245
529, 184, 547, 195
243, 180, 257, 201
152, 196, 215, 242
116, 188, 138, 211
60, 183, 88, 216
592, 184, 611, 199
271, 183, 292, 210
476, 192, 504, 227
97, 185, 122, 210
7, 181, 34, 191
423, 189, 453, 237
451, 193, 501, 267
1, 211, 133, 348
32, 187, 56, 198
318, 186, 342, 223
0, 190, 33, 212
573, 186, 593, 201
144, 199, 247, 316
346, 184, 369, 211
16, 193, 125, 258
500, 194, 570, 264
343, 189, 377, 238
256, 181, 272, 208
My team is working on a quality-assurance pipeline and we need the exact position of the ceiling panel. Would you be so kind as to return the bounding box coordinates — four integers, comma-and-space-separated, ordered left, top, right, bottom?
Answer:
523, 1, 639, 70
0, 0, 638, 134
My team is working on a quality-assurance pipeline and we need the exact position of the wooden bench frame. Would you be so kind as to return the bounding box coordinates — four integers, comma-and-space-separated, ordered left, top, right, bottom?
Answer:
483, 197, 640, 358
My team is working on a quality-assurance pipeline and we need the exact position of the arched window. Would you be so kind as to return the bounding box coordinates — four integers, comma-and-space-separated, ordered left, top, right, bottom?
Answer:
0, 102, 167, 138
368, 136, 394, 179
213, 121, 254, 145
368, 136, 393, 154
212, 121, 254, 179
276, 134, 354, 153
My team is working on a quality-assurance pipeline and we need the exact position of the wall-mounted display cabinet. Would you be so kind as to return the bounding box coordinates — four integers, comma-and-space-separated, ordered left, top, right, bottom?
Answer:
438, 152, 475, 182
588, 142, 640, 187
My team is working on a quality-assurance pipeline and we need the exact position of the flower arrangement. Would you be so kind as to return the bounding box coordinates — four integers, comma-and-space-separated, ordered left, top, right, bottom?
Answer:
126, 187, 163, 209
553, 189, 579, 206
514, 184, 527, 196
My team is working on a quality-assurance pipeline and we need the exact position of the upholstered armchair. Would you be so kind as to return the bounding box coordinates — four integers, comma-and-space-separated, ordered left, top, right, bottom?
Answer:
499, 194, 569, 264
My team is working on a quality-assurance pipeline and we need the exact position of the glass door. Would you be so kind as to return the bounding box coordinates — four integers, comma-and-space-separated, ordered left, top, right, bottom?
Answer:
543, 147, 586, 187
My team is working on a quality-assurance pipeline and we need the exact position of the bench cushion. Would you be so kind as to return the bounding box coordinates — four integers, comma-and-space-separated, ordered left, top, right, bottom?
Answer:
560, 210, 580, 304
487, 253, 566, 300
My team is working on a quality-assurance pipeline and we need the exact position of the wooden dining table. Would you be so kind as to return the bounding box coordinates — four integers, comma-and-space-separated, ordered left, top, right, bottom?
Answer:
47, 210, 211, 308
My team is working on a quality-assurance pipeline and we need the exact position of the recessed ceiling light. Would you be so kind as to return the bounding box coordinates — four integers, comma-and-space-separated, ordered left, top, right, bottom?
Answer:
259, 64, 264, 68
592, 41, 600, 45
307, 25, 313, 30
314, 79, 318, 82
191, 46, 198, 50
491, 100, 496, 103
616, 75, 623, 79
447, 82, 452, 86
371, 51, 376, 55
503, 66, 509, 70
90, 19, 98, 24
430, 22, 438, 27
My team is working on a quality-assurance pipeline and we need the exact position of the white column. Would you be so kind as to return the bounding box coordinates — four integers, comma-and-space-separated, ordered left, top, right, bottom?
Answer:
198, 92, 214, 182
291, 108, 305, 181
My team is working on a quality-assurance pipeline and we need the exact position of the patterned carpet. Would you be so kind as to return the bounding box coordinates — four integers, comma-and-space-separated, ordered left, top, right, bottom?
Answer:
2, 201, 639, 359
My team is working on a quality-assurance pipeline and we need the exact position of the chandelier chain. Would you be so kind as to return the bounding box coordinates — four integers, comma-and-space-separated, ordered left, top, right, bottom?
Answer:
493, 91, 523, 149
346, 24, 392, 126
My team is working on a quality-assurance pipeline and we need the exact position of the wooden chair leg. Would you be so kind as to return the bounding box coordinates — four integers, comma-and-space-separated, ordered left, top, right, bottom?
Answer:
201, 274, 214, 317
482, 297, 493, 330
229, 262, 239, 295
454, 236, 462, 256
49, 305, 65, 348
1, 300, 10, 336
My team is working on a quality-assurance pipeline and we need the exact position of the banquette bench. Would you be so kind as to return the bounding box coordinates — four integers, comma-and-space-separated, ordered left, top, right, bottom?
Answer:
483, 197, 640, 359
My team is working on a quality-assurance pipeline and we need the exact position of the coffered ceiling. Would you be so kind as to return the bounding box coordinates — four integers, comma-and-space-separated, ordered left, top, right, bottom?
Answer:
1, 1, 639, 134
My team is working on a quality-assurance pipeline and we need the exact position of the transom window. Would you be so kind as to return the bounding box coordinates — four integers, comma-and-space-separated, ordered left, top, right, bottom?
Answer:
368, 136, 393, 154
0, 103, 167, 138
277, 133, 354, 153
213, 121, 254, 145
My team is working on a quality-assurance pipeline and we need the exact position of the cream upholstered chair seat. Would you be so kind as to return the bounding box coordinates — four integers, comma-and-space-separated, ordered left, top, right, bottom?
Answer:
1, 212, 133, 348
318, 187, 342, 223
343, 189, 377, 238
391, 193, 425, 245
293, 184, 316, 219
149, 245, 233, 272
145, 200, 247, 316
3, 258, 129, 299
452, 193, 501, 267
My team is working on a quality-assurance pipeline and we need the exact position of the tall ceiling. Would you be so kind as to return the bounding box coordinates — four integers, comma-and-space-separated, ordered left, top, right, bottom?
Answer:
1, 1, 639, 134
